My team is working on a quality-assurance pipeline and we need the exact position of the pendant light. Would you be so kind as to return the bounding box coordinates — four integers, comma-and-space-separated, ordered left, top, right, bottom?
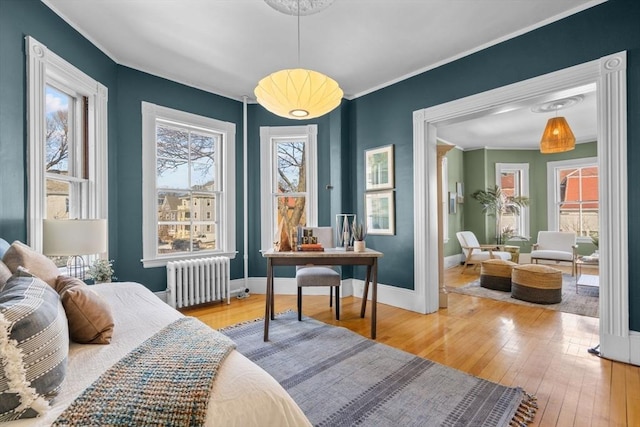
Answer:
536, 99, 579, 154
255, 0, 343, 120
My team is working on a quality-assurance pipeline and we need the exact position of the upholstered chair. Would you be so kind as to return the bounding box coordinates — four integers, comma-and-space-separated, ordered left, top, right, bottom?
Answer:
295, 227, 341, 321
456, 231, 512, 273
530, 231, 578, 275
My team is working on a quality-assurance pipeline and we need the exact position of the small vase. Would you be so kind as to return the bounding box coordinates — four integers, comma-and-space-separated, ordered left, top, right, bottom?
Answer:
354, 240, 366, 252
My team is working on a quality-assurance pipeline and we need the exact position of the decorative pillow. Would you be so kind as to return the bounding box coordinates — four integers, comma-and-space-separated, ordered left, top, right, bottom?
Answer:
2, 241, 60, 288
55, 275, 114, 344
0, 260, 11, 292
0, 271, 69, 421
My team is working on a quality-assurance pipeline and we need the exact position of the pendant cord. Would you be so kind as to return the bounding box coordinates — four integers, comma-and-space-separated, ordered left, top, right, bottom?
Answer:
297, 0, 301, 67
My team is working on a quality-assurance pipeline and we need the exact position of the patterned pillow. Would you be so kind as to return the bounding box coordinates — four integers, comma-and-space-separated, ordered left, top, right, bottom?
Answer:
0, 261, 11, 292
2, 241, 60, 288
55, 275, 114, 344
0, 271, 69, 421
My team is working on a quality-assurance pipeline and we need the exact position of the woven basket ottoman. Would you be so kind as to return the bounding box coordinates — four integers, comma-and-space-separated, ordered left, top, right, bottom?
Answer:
480, 259, 518, 291
511, 264, 562, 304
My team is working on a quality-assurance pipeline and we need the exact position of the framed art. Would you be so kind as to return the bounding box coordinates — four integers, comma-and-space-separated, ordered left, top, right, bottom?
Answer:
365, 191, 395, 235
365, 145, 394, 190
456, 182, 464, 203
449, 192, 457, 214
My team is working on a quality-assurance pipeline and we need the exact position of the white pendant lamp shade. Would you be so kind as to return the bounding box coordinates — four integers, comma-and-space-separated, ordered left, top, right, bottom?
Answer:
254, 68, 343, 119
540, 116, 576, 153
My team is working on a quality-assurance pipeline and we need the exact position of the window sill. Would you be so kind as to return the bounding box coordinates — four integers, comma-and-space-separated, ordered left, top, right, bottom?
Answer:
141, 251, 238, 268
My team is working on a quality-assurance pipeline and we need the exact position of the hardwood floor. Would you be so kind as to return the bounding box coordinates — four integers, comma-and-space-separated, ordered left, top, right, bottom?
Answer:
184, 265, 638, 427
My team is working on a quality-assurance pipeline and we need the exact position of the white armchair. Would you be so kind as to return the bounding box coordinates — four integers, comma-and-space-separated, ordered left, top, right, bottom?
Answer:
530, 231, 578, 275
456, 231, 512, 273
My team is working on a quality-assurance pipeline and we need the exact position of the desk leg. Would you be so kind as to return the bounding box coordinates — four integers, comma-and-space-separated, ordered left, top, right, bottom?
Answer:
264, 259, 273, 341
371, 258, 378, 340
360, 265, 372, 318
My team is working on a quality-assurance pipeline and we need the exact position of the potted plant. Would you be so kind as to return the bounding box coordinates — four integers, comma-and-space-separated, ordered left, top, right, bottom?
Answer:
470, 185, 529, 245
352, 220, 367, 252
88, 259, 115, 283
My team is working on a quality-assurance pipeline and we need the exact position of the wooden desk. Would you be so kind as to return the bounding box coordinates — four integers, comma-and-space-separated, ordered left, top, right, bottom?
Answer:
261, 248, 384, 341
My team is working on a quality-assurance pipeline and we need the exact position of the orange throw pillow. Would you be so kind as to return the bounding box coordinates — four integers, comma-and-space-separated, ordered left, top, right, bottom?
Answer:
55, 275, 114, 344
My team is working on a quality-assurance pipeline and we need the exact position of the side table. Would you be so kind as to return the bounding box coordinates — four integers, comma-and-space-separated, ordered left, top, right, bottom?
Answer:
503, 245, 520, 263
576, 256, 599, 294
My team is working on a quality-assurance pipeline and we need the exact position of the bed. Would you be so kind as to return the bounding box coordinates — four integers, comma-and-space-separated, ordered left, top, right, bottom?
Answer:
0, 240, 311, 426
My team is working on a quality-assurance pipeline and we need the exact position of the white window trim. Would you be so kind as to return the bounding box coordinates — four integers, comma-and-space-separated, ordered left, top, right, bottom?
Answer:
546, 156, 597, 243
26, 35, 109, 253
259, 125, 318, 251
141, 102, 236, 268
495, 162, 530, 240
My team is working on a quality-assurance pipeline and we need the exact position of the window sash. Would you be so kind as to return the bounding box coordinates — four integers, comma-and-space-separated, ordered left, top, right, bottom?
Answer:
141, 102, 236, 268
260, 125, 317, 251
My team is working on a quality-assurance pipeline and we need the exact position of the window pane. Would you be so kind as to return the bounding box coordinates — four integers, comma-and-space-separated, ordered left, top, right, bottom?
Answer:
276, 140, 305, 193
276, 196, 306, 233
558, 165, 599, 236
194, 222, 217, 250
46, 178, 69, 219
45, 85, 71, 174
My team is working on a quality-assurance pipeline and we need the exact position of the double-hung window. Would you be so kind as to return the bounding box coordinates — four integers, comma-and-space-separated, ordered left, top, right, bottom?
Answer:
260, 125, 317, 250
26, 36, 108, 257
547, 157, 598, 241
495, 163, 530, 240
141, 102, 236, 267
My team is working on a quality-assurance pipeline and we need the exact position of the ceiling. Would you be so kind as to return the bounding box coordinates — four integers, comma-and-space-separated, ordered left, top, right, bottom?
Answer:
42, 0, 604, 149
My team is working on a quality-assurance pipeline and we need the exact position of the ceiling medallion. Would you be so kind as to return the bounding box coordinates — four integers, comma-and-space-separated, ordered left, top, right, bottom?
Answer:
264, 0, 335, 16
531, 95, 584, 113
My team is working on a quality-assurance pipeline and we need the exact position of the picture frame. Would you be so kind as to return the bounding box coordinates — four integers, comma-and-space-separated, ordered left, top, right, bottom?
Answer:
365, 191, 395, 235
449, 192, 457, 214
365, 145, 394, 190
456, 182, 464, 203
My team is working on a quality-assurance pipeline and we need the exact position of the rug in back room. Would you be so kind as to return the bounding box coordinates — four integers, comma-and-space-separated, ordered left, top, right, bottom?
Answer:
221, 312, 537, 427
448, 273, 599, 318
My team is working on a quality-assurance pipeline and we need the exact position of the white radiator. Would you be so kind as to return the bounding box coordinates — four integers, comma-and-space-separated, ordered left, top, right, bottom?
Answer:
166, 257, 230, 308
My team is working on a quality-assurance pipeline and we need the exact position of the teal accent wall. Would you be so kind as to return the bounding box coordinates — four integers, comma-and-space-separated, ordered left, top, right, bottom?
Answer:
0, 0, 119, 253
1, 0, 639, 329
349, 1, 639, 327
245, 102, 352, 279
115, 66, 244, 290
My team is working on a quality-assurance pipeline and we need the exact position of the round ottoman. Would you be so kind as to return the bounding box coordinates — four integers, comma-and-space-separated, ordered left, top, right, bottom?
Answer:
480, 259, 517, 291
511, 264, 562, 304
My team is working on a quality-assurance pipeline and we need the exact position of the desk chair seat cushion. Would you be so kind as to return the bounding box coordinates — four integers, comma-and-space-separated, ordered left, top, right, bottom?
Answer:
296, 266, 340, 287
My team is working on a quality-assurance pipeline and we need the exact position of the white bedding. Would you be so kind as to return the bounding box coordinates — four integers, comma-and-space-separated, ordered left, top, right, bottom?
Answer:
5, 282, 311, 427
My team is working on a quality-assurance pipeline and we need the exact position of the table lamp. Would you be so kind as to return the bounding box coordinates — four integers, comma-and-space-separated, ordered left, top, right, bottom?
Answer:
43, 219, 107, 280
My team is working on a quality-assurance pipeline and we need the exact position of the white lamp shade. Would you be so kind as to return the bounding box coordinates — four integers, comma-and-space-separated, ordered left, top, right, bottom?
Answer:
254, 68, 343, 119
43, 219, 107, 256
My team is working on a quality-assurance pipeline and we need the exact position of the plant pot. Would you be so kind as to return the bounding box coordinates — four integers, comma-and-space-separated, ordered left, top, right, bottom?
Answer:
354, 240, 366, 252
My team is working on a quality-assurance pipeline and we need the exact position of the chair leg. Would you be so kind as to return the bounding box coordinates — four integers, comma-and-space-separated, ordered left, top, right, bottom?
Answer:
297, 287, 302, 321
329, 287, 333, 307
334, 286, 340, 320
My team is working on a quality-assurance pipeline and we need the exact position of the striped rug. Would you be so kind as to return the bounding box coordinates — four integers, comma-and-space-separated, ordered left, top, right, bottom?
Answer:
222, 312, 536, 427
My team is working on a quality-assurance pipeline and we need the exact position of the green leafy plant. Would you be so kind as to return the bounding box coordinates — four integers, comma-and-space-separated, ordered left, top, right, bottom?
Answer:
352, 220, 367, 241
470, 185, 530, 245
88, 259, 115, 282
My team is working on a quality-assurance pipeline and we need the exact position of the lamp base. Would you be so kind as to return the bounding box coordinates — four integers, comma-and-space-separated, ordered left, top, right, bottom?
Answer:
66, 255, 86, 280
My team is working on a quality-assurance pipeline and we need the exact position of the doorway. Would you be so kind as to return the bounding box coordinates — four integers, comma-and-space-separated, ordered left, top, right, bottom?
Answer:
412, 51, 631, 364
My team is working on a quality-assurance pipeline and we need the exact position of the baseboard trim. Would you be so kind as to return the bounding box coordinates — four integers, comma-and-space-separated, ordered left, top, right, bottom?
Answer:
444, 254, 463, 269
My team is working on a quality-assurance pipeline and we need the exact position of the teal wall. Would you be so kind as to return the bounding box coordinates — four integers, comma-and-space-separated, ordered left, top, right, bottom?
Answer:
349, 0, 640, 328
115, 67, 244, 289
1, 0, 639, 329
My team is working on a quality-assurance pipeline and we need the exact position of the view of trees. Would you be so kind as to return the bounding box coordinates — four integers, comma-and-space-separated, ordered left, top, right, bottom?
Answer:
276, 140, 307, 235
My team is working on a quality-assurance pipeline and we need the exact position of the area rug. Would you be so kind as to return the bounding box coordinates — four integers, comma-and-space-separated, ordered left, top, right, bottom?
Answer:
221, 312, 537, 427
448, 274, 599, 318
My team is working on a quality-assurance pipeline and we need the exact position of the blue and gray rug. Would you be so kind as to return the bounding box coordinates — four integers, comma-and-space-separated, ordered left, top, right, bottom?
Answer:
222, 312, 536, 427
